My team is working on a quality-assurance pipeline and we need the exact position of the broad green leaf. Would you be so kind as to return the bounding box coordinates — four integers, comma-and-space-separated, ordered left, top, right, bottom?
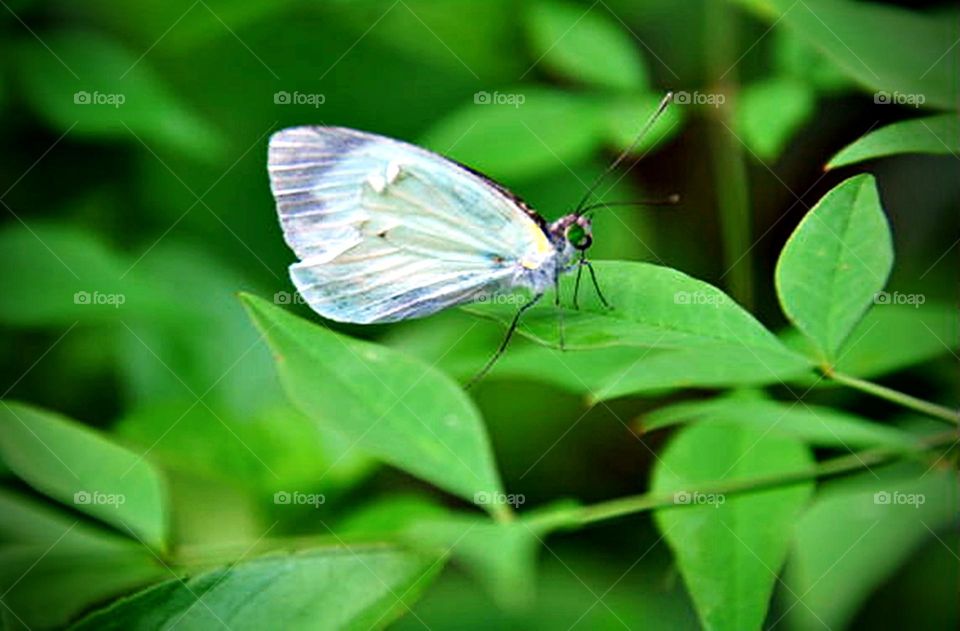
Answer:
0, 402, 168, 550
603, 92, 685, 155
782, 303, 958, 382
0, 490, 164, 630
652, 424, 814, 631
15, 31, 225, 158
641, 393, 921, 449
735, 0, 959, 110
240, 294, 505, 508
783, 463, 958, 630
72, 545, 443, 630
526, 0, 648, 90
736, 77, 816, 160
465, 261, 812, 375
827, 114, 960, 169
775, 175, 893, 363
420, 88, 603, 180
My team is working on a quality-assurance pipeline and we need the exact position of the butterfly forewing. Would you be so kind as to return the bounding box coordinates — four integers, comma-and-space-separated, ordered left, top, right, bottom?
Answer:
268, 126, 554, 323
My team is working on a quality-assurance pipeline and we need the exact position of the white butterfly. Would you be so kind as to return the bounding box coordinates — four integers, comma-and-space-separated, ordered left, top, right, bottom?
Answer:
267, 126, 598, 326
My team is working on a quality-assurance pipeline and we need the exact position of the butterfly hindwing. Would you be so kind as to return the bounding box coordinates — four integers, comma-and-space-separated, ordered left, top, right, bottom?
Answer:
268, 126, 555, 323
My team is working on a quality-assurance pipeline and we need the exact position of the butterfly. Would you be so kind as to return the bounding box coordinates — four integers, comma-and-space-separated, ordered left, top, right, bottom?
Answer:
267, 94, 672, 385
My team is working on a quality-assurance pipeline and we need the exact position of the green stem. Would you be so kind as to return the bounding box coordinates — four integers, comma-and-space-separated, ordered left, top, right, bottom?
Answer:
541, 430, 955, 528
705, 0, 754, 309
829, 371, 959, 425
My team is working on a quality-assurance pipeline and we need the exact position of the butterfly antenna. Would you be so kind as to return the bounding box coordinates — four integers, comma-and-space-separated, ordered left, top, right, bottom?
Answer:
578, 195, 680, 214
574, 91, 675, 216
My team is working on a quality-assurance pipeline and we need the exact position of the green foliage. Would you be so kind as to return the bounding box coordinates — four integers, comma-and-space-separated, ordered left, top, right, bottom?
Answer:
0, 402, 168, 550
241, 294, 505, 508
72, 546, 443, 630
775, 175, 894, 363
736, 77, 816, 160
2, 0, 956, 628
651, 424, 814, 630
526, 0, 649, 90
828, 114, 960, 169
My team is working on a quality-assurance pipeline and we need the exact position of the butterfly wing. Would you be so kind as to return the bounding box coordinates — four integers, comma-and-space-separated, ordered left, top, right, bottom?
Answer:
268, 126, 556, 323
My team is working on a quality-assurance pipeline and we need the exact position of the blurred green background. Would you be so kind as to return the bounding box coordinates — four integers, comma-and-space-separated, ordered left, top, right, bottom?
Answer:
0, 0, 957, 629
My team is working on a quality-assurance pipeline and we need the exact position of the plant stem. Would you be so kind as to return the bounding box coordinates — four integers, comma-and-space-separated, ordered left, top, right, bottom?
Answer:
829, 371, 959, 425
705, 0, 754, 309
542, 431, 955, 528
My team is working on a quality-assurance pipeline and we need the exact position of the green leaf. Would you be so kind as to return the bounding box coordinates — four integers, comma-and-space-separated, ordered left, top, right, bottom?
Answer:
465, 260, 813, 375
0, 490, 164, 629
827, 114, 960, 169
775, 175, 893, 363
783, 464, 958, 629
652, 424, 814, 631
736, 77, 816, 160
525, 0, 648, 90
782, 303, 959, 382
641, 393, 921, 449
72, 545, 443, 630
240, 294, 505, 508
15, 31, 225, 159
735, 0, 959, 110
0, 402, 168, 550
420, 88, 604, 181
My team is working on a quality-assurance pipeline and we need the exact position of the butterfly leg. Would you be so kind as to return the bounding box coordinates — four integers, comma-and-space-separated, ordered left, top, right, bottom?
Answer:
555, 275, 566, 351
572, 253, 585, 310
466, 293, 543, 390
585, 259, 612, 309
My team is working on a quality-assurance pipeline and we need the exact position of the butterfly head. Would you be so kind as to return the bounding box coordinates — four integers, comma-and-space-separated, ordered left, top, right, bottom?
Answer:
550, 214, 593, 253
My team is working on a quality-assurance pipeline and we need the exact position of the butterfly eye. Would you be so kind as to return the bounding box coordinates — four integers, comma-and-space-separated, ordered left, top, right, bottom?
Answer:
566, 223, 592, 250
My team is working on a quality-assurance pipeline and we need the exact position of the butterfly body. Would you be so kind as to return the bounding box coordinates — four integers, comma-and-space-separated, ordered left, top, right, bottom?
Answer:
268, 126, 592, 324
